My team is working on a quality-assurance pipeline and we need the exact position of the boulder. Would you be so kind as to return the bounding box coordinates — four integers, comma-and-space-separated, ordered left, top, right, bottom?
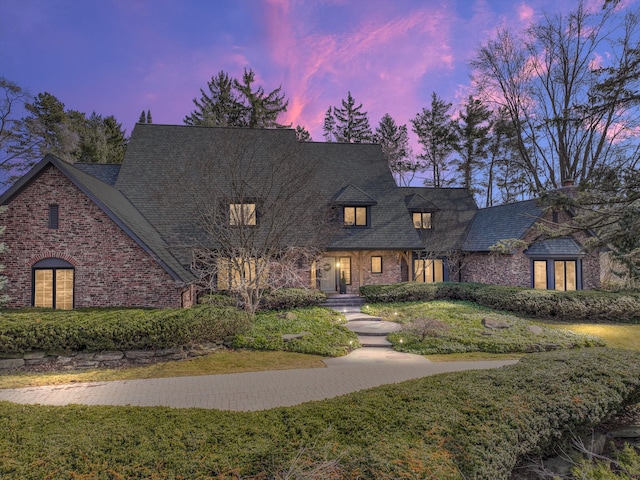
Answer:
482, 318, 511, 329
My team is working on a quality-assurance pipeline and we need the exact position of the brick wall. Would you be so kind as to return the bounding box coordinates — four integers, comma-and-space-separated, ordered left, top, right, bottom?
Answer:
321, 250, 404, 294
461, 210, 600, 289
1, 165, 184, 308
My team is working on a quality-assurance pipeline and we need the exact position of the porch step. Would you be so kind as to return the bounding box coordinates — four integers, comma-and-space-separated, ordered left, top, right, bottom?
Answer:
322, 294, 366, 308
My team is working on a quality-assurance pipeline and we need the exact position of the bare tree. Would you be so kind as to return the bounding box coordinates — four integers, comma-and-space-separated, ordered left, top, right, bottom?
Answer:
0, 78, 36, 179
472, 2, 640, 191
159, 129, 337, 316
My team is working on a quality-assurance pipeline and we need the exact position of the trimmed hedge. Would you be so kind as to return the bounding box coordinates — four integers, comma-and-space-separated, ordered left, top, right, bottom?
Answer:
360, 282, 640, 323
0, 348, 638, 479
0, 306, 251, 354
259, 288, 326, 311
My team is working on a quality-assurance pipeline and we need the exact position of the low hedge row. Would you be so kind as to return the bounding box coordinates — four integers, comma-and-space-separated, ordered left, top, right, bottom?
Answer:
1, 348, 638, 479
259, 288, 327, 310
360, 282, 640, 323
0, 306, 251, 354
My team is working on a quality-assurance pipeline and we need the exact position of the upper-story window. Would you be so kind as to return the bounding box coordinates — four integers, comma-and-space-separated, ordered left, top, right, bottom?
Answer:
49, 204, 59, 229
229, 203, 257, 226
412, 212, 432, 229
343, 206, 368, 227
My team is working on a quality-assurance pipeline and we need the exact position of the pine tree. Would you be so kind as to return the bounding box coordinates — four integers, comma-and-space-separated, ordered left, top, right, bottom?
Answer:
452, 96, 492, 194
411, 92, 457, 187
146, 110, 152, 124
375, 113, 414, 185
184, 69, 288, 128
295, 125, 311, 142
138, 110, 146, 123
323, 107, 336, 142
332, 92, 373, 143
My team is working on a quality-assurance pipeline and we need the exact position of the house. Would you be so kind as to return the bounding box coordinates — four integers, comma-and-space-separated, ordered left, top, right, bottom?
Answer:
0, 124, 600, 309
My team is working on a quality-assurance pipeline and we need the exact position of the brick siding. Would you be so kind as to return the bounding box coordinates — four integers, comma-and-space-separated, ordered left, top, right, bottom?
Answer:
461, 210, 600, 289
1, 165, 183, 308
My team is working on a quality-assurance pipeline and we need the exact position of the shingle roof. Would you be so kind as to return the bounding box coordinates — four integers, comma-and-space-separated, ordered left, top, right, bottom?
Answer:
72, 163, 121, 186
399, 187, 478, 251
463, 199, 544, 251
116, 124, 427, 252
332, 184, 377, 205
0, 155, 194, 283
525, 237, 585, 257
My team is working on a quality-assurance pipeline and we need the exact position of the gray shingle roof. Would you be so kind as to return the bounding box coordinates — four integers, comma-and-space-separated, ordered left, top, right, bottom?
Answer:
525, 237, 585, 257
463, 199, 544, 251
400, 187, 478, 251
116, 124, 427, 252
72, 163, 121, 186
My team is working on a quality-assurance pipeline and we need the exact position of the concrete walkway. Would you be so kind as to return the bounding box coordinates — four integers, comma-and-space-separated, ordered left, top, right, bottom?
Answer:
0, 349, 516, 411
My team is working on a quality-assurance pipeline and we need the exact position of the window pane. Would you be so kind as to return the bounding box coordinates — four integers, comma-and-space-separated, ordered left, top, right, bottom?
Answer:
413, 259, 424, 282
534, 261, 547, 289
344, 207, 355, 226
244, 204, 257, 225
565, 261, 577, 291
230, 204, 256, 226
371, 256, 382, 274
339, 257, 351, 284
56, 270, 74, 310
434, 259, 443, 282
34, 269, 53, 308
424, 260, 434, 283
355, 207, 367, 226
412, 213, 422, 228
554, 260, 565, 291
217, 258, 230, 290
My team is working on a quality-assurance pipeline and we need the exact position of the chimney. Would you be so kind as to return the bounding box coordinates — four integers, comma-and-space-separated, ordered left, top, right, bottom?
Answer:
561, 178, 574, 187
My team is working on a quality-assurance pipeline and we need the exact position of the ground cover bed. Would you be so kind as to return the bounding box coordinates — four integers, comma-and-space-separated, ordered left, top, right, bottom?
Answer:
365, 300, 604, 355
1, 348, 639, 479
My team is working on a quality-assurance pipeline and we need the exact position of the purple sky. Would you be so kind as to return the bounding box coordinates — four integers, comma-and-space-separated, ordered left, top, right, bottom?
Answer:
0, 0, 614, 143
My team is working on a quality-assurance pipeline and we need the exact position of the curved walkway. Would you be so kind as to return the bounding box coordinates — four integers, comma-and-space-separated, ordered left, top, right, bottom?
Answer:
0, 349, 516, 411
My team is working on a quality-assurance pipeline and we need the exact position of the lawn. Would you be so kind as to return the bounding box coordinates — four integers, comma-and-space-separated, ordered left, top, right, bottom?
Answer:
1, 348, 639, 479
366, 300, 605, 355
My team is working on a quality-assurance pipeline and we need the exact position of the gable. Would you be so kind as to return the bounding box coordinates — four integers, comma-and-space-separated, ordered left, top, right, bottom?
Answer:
0, 156, 193, 283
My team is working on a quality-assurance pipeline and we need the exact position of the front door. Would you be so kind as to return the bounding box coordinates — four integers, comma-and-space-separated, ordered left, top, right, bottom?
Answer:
318, 257, 337, 292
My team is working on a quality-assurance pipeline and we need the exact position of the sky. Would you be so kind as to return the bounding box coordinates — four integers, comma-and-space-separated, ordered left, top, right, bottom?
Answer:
0, 0, 621, 144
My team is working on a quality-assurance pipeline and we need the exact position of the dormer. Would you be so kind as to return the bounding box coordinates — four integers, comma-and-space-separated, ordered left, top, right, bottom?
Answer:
332, 185, 377, 228
405, 193, 439, 230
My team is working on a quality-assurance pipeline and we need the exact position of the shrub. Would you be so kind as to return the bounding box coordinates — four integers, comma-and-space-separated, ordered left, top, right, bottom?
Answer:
0, 306, 251, 354
198, 292, 236, 307
232, 306, 357, 356
259, 288, 326, 311
360, 282, 640, 323
402, 317, 449, 341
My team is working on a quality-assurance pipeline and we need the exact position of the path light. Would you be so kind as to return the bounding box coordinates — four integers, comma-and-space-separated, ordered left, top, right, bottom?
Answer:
394, 312, 398, 316
400, 338, 403, 344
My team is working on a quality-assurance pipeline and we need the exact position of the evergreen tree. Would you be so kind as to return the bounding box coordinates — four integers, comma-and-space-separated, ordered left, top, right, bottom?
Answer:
138, 110, 146, 123
411, 92, 457, 187
375, 113, 415, 185
452, 96, 492, 195
146, 110, 152, 124
332, 92, 373, 143
323, 107, 336, 142
295, 125, 311, 142
184, 69, 288, 128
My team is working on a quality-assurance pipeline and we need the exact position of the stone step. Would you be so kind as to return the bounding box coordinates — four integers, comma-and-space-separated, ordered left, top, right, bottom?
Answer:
358, 335, 392, 348
322, 295, 366, 308
346, 320, 401, 336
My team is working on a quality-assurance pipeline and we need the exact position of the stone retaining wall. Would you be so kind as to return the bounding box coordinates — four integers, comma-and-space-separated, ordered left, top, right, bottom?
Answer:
0, 343, 224, 371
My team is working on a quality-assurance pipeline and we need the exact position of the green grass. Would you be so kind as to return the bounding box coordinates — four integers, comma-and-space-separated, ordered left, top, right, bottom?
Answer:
366, 300, 604, 355
545, 322, 640, 351
1, 349, 639, 479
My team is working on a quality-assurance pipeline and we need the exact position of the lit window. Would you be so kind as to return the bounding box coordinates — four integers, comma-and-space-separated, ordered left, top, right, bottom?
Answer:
33, 259, 74, 309
533, 260, 547, 289
229, 203, 256, 226
49, 204, 59, 229
371, 256, 382, 274
216, 257, 266, 290
554, 260, 577, 291
414, 259, 443, 283
412, 212, 432, 229
343, 206, 367, 226
339, 257, 351, 284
